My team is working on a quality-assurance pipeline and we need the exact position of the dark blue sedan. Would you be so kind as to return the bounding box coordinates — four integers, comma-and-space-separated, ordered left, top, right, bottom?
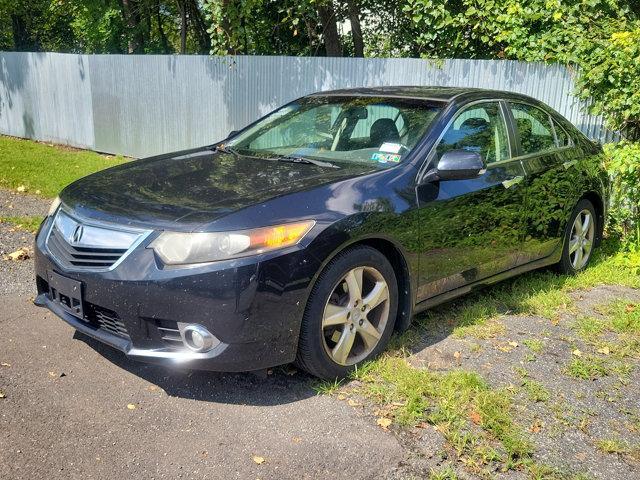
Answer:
34, 87, 608, 379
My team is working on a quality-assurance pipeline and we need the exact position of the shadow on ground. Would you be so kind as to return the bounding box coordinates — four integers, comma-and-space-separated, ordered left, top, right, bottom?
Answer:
73, 330, 317, 406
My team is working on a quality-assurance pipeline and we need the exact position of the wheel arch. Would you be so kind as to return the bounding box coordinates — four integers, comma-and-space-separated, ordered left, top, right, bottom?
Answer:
305, 234, 414, 334
580, 191, 605, 246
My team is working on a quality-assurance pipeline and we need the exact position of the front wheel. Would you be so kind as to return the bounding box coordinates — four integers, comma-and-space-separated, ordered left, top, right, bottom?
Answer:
557, 199, 597, 274
296, 246, 398, 379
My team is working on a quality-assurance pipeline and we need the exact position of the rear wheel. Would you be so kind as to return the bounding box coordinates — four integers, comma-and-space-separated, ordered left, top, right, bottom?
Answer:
557, 199, 597, 274
297, 246, 398, 379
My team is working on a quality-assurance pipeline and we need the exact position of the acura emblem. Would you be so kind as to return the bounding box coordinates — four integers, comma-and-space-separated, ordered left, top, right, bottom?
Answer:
71, 224, 84, 244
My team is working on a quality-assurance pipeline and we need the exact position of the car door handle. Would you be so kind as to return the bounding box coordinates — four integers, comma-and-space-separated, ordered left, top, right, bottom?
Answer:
502, 175, 524, 189
563, 159, 577, 169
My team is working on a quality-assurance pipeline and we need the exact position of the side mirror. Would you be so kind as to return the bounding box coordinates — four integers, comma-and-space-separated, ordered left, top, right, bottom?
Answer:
227, 130, 239, 138
431, 150, 486, 181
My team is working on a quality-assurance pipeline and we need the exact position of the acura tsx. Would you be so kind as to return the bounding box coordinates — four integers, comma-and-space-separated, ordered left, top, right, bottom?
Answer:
34, 87, 608, 379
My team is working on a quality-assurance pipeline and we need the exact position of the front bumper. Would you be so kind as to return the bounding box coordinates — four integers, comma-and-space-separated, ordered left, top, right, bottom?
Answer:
33, 216, 318, 372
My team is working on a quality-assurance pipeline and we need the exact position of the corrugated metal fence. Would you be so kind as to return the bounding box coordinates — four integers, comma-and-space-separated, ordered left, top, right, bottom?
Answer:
0, 52, 613, 158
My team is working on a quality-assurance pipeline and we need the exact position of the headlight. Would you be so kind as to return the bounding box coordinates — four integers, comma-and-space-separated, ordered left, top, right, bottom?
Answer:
47, 196, 61, 217
150, 220, 315, 265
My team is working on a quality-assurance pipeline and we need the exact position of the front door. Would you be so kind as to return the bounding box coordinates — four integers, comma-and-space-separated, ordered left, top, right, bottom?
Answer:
415, 101, 528, 301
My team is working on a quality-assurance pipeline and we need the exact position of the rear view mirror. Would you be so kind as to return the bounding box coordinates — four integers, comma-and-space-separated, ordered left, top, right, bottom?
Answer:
433, 150, 486, 181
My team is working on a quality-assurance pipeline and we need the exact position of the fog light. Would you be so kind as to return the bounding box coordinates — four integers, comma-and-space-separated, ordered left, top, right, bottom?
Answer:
182, 324, 217, 353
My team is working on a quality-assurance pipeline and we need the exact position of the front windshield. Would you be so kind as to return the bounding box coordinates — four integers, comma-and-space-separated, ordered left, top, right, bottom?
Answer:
226, 96, 442, 167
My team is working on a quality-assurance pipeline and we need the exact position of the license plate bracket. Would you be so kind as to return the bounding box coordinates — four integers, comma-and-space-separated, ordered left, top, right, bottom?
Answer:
47, 271, 84, 320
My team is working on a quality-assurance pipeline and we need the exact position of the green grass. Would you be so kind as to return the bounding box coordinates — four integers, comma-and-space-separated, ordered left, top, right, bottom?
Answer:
523, 339, 544, 353
596, 438, 632, 454
0, 135, 127, 198
429, 466, 459, 480
596, 300, 640, 334
0, 215, 44, 233
521, 379, 550, 403
350, 356, 532, 473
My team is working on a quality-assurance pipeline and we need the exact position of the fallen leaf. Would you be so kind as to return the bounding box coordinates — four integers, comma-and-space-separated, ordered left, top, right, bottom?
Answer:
337, 394, 346, 400
498, 346, 513, 353
252, 455, 265, 465
572, 349, 582, 357
16, 185, 26, 192
127, 403, 136, 410
468, 411, 482, 425
597, 346, 610, 355
1, 362, 10, 367
626, 304, 636, 313
416, 421, 430, 429
508, 341, 519, 348
48, 371, 56, 377
377, 417, 392, 429
4, 247, 30, 261
292, 436, 302, 444
530, 420, 543, 433
453, 351, 461, 359
347, 399, 359, 407
0, 391, 5, 398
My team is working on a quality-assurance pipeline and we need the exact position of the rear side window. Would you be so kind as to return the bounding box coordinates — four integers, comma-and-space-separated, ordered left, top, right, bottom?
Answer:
436, 102, 510, 164
510, 103, 556, 155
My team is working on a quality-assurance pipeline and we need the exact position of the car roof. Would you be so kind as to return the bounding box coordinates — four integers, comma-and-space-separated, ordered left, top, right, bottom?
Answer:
308, 86, 542, 105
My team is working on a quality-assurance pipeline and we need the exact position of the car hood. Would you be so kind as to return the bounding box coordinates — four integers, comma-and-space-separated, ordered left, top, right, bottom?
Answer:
60, 147, 376, 230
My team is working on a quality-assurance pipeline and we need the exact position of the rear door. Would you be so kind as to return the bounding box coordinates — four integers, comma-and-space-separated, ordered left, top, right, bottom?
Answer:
505, 102, 582, 263
415, 101, 528, 301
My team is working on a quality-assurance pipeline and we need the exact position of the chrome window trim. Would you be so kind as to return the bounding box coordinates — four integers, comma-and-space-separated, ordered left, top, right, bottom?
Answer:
416, 98, 513, 183
44, 207, 153, 273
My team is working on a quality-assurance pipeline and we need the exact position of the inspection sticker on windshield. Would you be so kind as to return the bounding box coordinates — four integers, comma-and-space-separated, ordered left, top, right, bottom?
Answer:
379, 142, 402, 153
371, 152, 401, 164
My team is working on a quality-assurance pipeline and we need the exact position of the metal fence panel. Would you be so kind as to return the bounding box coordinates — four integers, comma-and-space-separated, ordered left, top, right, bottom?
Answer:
0, 52, 94, 149
0, 52, 613, 158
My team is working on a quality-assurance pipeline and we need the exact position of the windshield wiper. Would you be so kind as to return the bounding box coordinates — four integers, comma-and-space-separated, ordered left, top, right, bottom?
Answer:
273, 155, 340, 169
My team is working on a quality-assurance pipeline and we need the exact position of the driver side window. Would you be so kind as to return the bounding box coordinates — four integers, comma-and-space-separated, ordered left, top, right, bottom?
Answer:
436, 102, 510, 164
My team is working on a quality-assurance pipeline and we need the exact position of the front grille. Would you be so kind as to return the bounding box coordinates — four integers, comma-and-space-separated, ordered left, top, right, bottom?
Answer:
47, 227, 127, 269
93, 306, 129, 339
156, 319, 185, 349
44, 209, 150, 271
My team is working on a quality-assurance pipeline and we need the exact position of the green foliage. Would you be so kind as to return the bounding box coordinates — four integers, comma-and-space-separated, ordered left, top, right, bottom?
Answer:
603, 142, 640, 249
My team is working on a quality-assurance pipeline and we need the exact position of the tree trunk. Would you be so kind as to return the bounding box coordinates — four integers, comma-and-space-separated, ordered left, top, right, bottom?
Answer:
317, 2, 342, 57
11, 14, 33, 51
155, 0, 170, 53
120, 0, 144, 53
187, 0, 212, 53
177, 0, 187, 54
346, 0, 364, 57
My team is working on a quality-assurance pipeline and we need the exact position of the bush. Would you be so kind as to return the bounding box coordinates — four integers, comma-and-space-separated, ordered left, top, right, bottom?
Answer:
604, 141, 640, 250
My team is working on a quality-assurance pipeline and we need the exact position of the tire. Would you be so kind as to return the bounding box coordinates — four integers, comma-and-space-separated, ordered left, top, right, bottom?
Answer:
296, 246, 398, 379
556, 199, 598, 275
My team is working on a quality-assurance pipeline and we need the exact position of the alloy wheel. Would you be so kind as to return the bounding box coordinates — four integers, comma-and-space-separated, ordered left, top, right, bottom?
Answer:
321, 266, 390, 366
569, 209, 595, 270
